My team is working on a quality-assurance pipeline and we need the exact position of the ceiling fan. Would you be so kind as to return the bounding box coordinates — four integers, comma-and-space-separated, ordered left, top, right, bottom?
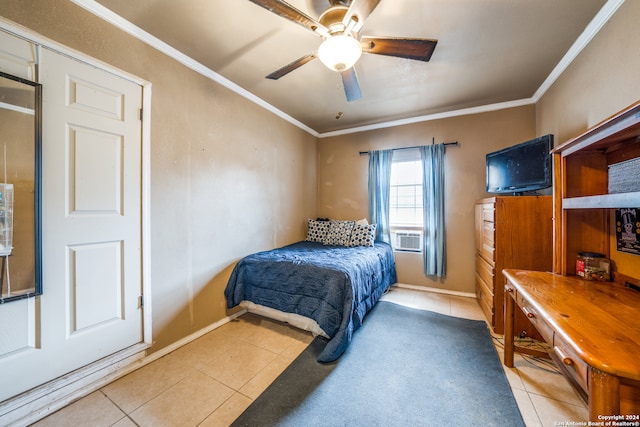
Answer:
249, 0, 438, 102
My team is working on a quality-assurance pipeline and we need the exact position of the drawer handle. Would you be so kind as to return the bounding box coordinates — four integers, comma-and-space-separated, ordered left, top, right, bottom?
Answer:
554, 346, 575, 369
522, 307, 535, 319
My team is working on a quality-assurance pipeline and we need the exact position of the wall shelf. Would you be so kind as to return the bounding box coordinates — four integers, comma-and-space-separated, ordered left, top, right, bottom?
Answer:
553, 100, 640, 279
562, 192, 640, 209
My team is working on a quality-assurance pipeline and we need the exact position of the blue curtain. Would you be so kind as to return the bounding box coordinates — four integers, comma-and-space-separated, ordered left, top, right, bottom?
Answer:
368, 150, 394, 244
420, 144, 446, 277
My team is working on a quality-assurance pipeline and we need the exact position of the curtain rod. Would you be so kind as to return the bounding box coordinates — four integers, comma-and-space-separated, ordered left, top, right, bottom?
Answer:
359, 141, 459, 156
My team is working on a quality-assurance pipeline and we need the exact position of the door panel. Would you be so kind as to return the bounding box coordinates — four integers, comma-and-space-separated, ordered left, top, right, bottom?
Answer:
70, 126, 123, 214
69, 241, 123, 334
67, 74, 125, 120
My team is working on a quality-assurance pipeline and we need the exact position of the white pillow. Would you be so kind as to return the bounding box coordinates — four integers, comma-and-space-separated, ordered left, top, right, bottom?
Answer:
355, 218, 369, 226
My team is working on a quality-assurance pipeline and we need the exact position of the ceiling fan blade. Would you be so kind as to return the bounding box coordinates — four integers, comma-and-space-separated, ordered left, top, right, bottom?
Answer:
340, 67, 362, 102
266, 53, 317, 80
342, 0, 381, 33
361, 36, 438, 62
248, 0, 330, 37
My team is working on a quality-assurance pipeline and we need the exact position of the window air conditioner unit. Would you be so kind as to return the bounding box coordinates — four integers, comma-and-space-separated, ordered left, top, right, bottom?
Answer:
394, 231, 422, 252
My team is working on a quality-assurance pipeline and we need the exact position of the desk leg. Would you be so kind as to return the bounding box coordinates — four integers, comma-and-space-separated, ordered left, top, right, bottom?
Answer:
504, 285, 515, 368
589, 368, 620, 421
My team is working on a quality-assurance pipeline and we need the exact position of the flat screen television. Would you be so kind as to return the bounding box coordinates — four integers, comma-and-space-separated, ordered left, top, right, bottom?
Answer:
486, 134, 553, 194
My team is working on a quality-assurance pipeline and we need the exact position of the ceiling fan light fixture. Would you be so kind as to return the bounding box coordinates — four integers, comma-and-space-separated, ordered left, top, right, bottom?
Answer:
318, 35, 362, 72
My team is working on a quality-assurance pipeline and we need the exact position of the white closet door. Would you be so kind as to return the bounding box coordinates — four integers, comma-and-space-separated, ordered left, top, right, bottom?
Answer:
0, 47, 143, 401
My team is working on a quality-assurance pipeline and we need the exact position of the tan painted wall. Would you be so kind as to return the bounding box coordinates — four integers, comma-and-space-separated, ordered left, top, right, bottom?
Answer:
536, 0, 640, 279
0, 1, 317, 352
318, 105, 536, 294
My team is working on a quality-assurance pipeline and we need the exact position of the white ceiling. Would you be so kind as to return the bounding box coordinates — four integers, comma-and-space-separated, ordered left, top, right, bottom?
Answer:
85, 0, 611, 136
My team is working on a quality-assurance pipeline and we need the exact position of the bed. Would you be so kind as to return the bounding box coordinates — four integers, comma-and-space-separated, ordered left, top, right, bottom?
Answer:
224, 223, 397, 362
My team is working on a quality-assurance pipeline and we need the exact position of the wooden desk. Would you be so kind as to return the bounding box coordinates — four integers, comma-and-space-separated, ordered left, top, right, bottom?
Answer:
503, 269, 640, 420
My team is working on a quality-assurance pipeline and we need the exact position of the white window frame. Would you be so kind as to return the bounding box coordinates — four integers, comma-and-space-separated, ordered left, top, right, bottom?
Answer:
389, 148, 423, 252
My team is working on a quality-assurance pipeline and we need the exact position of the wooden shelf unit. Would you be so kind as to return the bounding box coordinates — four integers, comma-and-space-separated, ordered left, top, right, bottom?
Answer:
502, 101, 640, 418
553, 100, 640, 281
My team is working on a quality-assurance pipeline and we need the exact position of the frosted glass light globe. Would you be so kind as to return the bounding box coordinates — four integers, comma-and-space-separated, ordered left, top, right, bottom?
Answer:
318, 35, 362, 71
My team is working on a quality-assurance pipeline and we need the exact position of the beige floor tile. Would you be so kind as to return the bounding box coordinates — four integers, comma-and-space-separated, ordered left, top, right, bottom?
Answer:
381, 286, 452, 314
217, 313, 268, 341
514, 356, 585, 407
280, 332, 314, 360
503, 364, 528, 392
240, 317, 314, 355
101, 354, 195, 414
129, 370, 234, 427
32, 391, 126, 427
239, 354, 291, 399
450, 294, 485, 320
166, 329, 244, 371
112, 416, 137, 427
496, 350, 539, 393
511, 387, 542, 427
199, 340, 278, 390
529, 393, 588, 427
199, 392, 253, 427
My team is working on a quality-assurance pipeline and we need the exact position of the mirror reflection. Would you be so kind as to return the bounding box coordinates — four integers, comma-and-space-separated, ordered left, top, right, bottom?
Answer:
0, 71, 42, 303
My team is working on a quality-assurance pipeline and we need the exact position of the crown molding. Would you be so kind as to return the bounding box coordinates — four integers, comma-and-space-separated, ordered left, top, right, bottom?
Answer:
70, 0, 319, 137
72, 0, 624, 138
318, 98, 535, 138
532, 0, 625, 102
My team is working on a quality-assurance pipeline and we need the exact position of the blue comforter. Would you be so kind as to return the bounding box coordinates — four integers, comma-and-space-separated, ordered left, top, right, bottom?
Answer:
224, 241, 397, 362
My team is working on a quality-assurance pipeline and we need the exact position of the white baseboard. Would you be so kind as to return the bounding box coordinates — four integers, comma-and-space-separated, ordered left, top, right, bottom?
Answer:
0, 309, 246, 427
392, 282, 476, 299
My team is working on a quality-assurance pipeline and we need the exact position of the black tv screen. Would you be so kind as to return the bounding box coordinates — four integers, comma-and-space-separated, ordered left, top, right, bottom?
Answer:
486, 134, 553, 194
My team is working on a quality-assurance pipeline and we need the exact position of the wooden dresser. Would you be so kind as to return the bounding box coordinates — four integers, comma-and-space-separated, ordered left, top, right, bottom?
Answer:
474, 196, 553, 334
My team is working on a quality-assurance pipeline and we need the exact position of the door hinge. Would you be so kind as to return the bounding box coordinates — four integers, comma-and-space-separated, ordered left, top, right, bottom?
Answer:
139, 108, 143, 121
138, 295, 144, 309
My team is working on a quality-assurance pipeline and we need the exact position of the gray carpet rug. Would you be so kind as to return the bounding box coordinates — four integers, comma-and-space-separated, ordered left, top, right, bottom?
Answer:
232, 301, 525, 427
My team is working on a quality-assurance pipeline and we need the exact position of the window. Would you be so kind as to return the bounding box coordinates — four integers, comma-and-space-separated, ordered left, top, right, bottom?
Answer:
389, 149, 423, 252
390, 150, 423, 228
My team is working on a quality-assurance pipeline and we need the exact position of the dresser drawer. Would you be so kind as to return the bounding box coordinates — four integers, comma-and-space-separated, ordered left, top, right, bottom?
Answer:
475, 275, 494, 326
481, 221, 495, 245
476, 263, 495, 328
476, 271, 493, 301
476, 254, 495, 289
515, 292, 554, 345
479, 222, 495, 263
552, 334, 589, 393
480, 203, 495, 223
476, 267, 493, 298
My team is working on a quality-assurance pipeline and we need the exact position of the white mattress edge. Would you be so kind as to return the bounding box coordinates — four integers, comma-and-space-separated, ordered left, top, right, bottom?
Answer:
239, 301, 329, 338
